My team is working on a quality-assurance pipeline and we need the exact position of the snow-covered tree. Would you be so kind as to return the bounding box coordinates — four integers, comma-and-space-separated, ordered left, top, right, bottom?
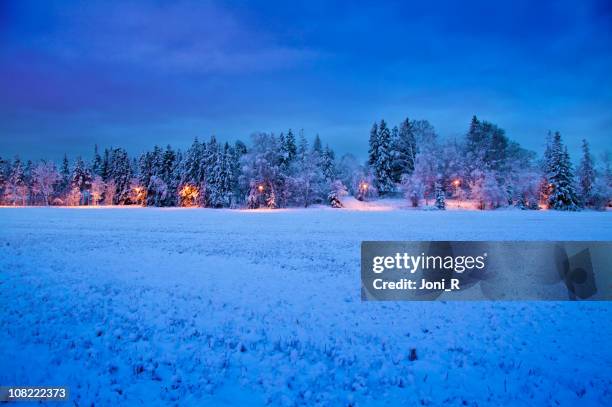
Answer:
231, 140, 248, 205
240, 133, 284, 209
589, 151, 611, 209
511, 163, 541, 210
328, 180, 348, 208
108, 148, 132, 205
180, 138, 205, 198
71, 157, 92, 205
464, 116, 511, 179
0, 157, 9, 204
368, 122, 379, 169
208, 143, 234, 208
401, 172, 424, 207
321, 145, 336, 181
577, 139, 595, 207
92, 145, 102, 177
290, 146, 326, 207
336, 153, 367, 197
284, 129, 297, 163
545, 132, 579, 210
313, 134, 323, 154
138, 145, 165, 206
434, 181, 445, 210
31, 161, 60, 205
411, 151, 438, 205
90, 175, 105, 205
390, 118, 417, 182
58, 154, 71, 199
469, 170, 506, 209
100, 148, 110, 181
372, 120, 395, 194
5, 157, 28, 206
103, 180, 115, 205
146, 175, 167, 207
66, 187, 82, 206
160, 145, 179, 206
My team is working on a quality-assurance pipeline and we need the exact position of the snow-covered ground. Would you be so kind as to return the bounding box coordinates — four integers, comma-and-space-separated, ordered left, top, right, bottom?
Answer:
1, 206, 611, 406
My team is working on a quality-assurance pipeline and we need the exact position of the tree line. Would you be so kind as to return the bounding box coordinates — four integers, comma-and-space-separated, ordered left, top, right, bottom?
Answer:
368, 116, 610, 210
0, 117, 610, 210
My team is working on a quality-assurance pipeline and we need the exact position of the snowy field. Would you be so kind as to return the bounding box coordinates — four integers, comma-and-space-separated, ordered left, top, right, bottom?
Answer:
1, 206, 611, 406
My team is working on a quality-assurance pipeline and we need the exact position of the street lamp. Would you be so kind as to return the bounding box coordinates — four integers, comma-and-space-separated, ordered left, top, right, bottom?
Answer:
452, 179, 461, 208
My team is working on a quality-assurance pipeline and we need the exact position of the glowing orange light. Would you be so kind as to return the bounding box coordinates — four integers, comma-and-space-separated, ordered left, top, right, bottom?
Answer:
452, 179, 461, 187
179, 185, 199, 199
360, 182, 368, 191
257, 185, 264, 193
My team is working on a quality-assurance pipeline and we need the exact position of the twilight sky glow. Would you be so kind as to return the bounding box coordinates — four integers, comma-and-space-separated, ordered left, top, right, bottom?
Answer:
0, 0, 611, 162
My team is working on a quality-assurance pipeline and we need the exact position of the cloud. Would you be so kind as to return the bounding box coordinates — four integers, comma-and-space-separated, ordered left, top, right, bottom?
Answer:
7, 0, 316, 75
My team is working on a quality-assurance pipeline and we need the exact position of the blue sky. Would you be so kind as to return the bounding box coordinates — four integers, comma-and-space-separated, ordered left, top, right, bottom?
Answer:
0, 0, 610, 162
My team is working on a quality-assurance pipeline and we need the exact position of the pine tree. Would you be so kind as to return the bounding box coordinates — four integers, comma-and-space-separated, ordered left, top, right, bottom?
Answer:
92, 145, 102, 176
183, 138, 203, 185
285, 129, 297, 162
577, 139, 595, 207
390, 118, 417, 182
374, 120, 395, 195
313, 134, 322, 154
202, 136, 220, 206
465, 116, 485, 159
101, 149, 110, 180
60, 154, 70, 196
278, 132, 288, 168
297, 131, 308, 163
209, 143, 234, 207
546, 132, 579, 210
231, 140, 248, 203
368, 122, 379, 167
161, 145, 178, 206
321, 145, 336, 181
109, 148, 132, 205
434, 181, 445, 210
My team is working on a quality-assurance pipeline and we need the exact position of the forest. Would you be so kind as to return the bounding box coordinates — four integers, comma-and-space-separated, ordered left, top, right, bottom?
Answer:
1, 116, 610, 210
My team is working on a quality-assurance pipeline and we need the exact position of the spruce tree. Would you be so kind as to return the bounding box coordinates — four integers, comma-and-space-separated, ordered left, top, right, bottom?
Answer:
577, 139, 595, 207
546, 132, 579, 210
181, 138, 204, 190
368, 122, 379, 167
434, 181, 445, 210
321, 145, 336, 181
92, 145, 102, 176
109, 148, 132, 205
297, 131, 308, 163
60, 154, 70, 195
161, 145, 178, 206
391, 118, 417, 182
209, 143, 233, 207
278, 132, 288, 168
313, 134, 323, 154
374, 120, 395, 195
285, 129, 297, 162
100, 149, 110, 181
